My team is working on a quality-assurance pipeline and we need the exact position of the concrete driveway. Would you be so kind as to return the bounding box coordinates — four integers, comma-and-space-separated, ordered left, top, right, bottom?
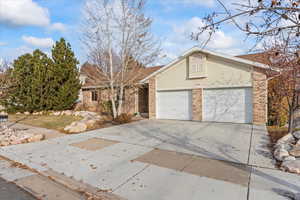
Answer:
0, 120, 299, 200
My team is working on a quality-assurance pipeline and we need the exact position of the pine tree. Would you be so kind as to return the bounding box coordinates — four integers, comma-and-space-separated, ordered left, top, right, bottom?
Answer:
50, 38, 81, 110
4, 38, 81, 112
4, 50, 53, 112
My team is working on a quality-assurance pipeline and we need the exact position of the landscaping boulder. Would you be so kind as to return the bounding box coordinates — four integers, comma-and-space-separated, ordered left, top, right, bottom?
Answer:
274, 143, 293, 151
62, 110, 73, 116
293, 131, 300, 140
283, 156, 296, 161
289, 146, 300, 157
64, 122, 87, 133
53, 111, 61, 116
277, 134, 296, 145
83, 119, 97, 129
274, 148, 290, 161
28, 134, 45, 143
281, 160, 300, 174
24, 112, 30, 115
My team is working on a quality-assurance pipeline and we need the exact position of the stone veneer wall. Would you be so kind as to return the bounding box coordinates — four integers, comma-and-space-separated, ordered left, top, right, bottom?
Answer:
192, 89, 202, 121
252, 68, 268, 125
148, 77, 156, 119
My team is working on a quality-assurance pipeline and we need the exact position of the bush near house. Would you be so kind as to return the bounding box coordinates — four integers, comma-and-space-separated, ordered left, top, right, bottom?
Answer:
3, 38, 81, 113
114, 113, 133, 124
268, 76, 289, 127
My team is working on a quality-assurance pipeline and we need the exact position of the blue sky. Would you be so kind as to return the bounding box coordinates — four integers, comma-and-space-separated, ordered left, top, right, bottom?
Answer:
0, 0, 254, 65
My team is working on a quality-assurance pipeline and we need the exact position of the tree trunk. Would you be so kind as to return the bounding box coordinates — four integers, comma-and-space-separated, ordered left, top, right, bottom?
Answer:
288, 109, 294, 132
288, 95, 295, 133
108, 47, 117, 119
110, 86, 117, 119
117, 85, 124, 116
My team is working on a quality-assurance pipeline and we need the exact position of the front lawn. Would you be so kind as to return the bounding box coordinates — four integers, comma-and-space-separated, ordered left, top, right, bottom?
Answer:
9, 114, 82, 132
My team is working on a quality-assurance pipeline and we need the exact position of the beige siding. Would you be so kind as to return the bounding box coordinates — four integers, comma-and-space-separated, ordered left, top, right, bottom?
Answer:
156, 54, 252, 90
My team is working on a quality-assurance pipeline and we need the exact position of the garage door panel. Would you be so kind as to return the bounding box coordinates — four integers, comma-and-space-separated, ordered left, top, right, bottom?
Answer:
203, 88, 252, 123
157, 91, 192, 120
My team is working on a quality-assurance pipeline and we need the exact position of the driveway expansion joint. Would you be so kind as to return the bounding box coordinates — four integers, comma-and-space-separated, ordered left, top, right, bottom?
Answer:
112, 164, 151, 193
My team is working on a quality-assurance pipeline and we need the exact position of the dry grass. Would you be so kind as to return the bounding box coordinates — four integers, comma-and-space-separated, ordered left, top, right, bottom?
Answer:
9, 114, 82, 132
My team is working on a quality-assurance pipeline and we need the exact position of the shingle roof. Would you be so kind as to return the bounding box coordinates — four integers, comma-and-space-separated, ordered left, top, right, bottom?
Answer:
236, 52, 272, 66
80, 63, 163, 88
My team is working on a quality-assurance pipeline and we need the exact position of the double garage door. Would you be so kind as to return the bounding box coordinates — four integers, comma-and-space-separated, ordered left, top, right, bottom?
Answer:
156, 88, 253, 123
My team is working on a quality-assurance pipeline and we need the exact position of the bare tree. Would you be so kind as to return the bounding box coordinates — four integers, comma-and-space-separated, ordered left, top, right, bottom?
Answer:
260, 38, 300, 131
192, 0, 300, 47
82, 0, 161, 118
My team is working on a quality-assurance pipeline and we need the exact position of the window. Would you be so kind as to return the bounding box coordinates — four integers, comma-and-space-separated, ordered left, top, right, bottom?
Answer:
91, 91, 98, 101
189, 54, 207, 78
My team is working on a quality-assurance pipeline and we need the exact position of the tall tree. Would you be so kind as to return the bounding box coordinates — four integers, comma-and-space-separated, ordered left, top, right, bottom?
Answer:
3, 39, 81, 112
82, 0, 161, 118
4, 50, 53, 112
51, 38, 81, 110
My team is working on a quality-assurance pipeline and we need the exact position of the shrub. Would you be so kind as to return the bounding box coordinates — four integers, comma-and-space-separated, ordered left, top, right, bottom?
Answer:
100, 101, 112, 114
114, 113, 132, 124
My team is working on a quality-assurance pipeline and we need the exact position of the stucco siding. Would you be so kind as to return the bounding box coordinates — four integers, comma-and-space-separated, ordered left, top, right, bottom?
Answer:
156, 54, 252, 90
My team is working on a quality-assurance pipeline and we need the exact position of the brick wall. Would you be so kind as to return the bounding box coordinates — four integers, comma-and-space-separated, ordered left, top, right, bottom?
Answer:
252, 68, 268, 125
149, 77, 156, 119
192, 89, 202, 121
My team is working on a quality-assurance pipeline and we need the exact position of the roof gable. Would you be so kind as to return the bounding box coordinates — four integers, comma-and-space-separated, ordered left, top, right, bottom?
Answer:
140, 47, 270, 83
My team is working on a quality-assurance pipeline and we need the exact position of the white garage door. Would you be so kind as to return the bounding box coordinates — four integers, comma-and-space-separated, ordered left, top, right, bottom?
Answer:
203, 88, 253, 123
157, 90, 192, 120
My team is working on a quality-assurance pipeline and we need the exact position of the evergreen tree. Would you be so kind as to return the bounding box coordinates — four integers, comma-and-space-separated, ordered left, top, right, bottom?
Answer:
4, 50, 53, 112
51, 38, 81, 110
4, 38, 81, 112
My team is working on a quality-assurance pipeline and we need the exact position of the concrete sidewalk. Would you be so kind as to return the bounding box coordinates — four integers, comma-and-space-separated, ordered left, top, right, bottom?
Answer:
0, 120, 299, 200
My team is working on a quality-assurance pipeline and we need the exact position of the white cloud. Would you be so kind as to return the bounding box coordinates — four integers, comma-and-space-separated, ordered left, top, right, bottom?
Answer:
22, 36, 54, 48
49, 22, 67, 32
162, 0, 214, 8
0, 42, 7, 46
182, 0, 214, 7
0, 0, 50, 27
159, 17, 245, 64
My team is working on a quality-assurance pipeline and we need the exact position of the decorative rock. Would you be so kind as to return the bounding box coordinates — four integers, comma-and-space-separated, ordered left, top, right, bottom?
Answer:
63, 110, 73, 116
283, 156, 296, 161
289, 146, 300, 157
274, 148, 290, 161
277, 134, 296, 145
28, 134, 45, 143
24, 112, 30, 115
281, 160, 300, 174
293, 131, 300, 139
0, 125, 44, 146
274, 143, 293, 151
64, 122, 87, 133
53, 111, 61, 116
84, 119, 97, 129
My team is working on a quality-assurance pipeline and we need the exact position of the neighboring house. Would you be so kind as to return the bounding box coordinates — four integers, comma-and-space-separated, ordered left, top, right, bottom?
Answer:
141, 47, 271, 125
78, 63, 162, 115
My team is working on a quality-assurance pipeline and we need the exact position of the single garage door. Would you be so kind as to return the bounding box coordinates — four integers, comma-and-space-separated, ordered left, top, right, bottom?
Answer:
157, 90, 192, 120
203, 88, 253, 123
